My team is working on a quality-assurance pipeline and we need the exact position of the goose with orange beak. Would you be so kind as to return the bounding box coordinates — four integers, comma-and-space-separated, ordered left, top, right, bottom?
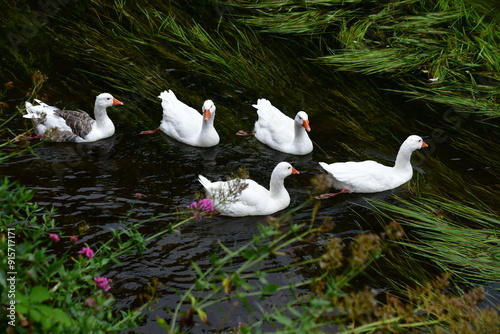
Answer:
24, 93, 123, 142
140, 90, 219, 147
237, 98, 313, 155
316, 135, 429, 198
198, 162, 300, 217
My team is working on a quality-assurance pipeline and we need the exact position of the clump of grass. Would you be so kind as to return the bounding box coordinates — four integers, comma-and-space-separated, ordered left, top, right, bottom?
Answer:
229, 0, 500, 120
50, 2, 301, 102
369, 195, 500, 289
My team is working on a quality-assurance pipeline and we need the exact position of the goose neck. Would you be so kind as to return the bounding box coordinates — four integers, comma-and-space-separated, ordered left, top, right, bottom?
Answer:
269, 174, 287, 199
94, 104, 110, 125
394, 145, 413, 171
294, 122, 308, 141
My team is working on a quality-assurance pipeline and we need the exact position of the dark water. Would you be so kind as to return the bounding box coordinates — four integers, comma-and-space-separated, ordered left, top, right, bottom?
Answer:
0, 90, 434, 332
2, 59, 498, 332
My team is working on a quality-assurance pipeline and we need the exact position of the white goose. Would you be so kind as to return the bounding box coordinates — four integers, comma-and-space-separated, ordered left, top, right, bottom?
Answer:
140, 90, 219, 147
237, 99, 313, 155
24, 93, 123, 142
316, 135, 428, 198
198, 162, 300, 217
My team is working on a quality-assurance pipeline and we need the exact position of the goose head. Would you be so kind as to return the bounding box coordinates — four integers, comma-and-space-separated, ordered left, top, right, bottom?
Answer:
202, 99, 216, 121
403, 135, 429, 151
295, 111, 311, 132
273, 162, 300, 178
95, 93, 123, 109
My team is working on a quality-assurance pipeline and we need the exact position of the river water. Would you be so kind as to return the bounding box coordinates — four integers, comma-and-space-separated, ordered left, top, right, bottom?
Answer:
1, 3, 497, 330
3, 76, 493, 332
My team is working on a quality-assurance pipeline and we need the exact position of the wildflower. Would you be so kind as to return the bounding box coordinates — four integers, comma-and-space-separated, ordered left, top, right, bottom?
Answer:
84, 297, 97, 307
49, 233, 60, 242
70, 236, 78, 244
350, 233, 381, 265
320, 237, 345, 270
93, 276, 112, 291
78, 247, 94, 258
134, 192, 143, 199
188, 198, 217, 220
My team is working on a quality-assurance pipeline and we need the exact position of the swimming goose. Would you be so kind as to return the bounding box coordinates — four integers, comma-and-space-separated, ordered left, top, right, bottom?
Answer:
140, 90, 219, 147
237, 98, 312, 155
24, 93, 123, 142
198, 162, 300, 217
316, 135, 428, 198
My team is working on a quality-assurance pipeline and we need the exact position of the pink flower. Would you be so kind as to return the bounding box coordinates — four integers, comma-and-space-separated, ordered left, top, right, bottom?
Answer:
78, 247, 94, 258
134, 193, 143, 199
49, 233, 60, 242
188, 198, 217, 220
93, 277, 112, 291
70, 236, 78, 244
84, 297, 96, 307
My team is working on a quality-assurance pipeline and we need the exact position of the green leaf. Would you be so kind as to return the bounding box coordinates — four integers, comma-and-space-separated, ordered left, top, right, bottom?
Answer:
273, 314, 293, 327
30, 308, 42, 322
156, 316, 169, 330
195, 307, 209, 325
218, 242, 235, 257
30, 286, 50, 304
15, 292, 28, 314
262, 283, 279, 296
191, 261, 203, 277
51, 308, 73, 326
236, 292, 252, 312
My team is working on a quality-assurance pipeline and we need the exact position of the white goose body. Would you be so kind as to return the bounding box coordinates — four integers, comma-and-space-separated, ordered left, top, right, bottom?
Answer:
24, 93, 123, 142
319, 135, 428, 193
158, 90, 219, 147
253, 99, 312, 155
198, 162, 300, 217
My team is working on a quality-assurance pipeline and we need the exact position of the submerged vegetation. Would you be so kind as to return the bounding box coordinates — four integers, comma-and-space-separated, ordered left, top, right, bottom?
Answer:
231, 0, 500, 119
1, 0, 499, 333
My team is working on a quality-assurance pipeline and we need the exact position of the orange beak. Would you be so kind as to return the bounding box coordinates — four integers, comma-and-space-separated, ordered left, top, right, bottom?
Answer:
421, 141, 429, 148
203, 109, 211, 121
292, 167, 300, 175
302, 120, 311, 132
113, 98, 124, 106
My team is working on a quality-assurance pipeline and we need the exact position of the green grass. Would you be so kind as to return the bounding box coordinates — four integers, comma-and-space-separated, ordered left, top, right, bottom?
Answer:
370, 195, 500, 288
229, 0, 500, 120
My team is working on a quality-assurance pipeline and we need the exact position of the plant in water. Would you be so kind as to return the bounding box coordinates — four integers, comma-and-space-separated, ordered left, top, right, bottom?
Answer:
157, 204, 499, 333
369, 195, 500, 289
228, 0, 499, 120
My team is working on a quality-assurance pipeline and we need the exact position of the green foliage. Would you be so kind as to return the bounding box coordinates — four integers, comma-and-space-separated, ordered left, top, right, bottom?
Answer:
161, 208, 500, 333
229, 0, 500, 120
1, 1, 499, 333
0, 176, 201, 333
0, 195, 142, 333
370, 195, 500, 287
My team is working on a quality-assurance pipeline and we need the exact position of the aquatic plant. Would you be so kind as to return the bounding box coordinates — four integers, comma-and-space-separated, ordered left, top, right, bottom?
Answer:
229, 0, 499, 119
1, 1, 498, 333
159, 206, 500, 333
370, 195, 500, 289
